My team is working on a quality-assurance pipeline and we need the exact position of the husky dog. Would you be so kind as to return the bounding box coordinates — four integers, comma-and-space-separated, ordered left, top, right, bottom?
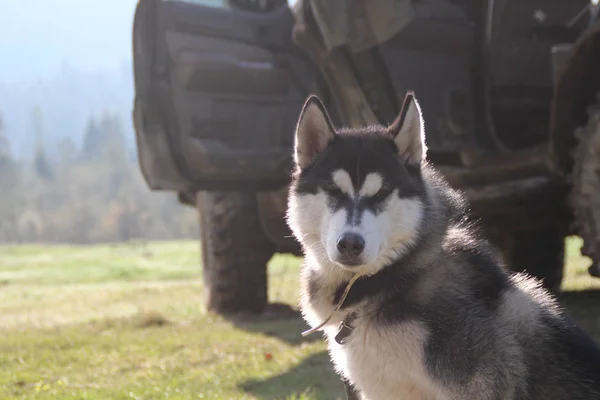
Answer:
286, 92, 600, 400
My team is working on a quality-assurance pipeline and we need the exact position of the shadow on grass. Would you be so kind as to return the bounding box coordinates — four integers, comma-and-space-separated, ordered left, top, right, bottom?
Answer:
558, 289, 600, 342
240, 351, 346, 400
225, 303, 323, 345
232, 289, 599, 400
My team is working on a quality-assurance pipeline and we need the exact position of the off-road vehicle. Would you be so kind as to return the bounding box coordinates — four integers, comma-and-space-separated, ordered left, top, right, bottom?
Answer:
132, 0, 600, 313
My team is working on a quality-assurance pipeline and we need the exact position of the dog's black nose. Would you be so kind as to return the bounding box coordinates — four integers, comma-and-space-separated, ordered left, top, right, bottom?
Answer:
337, 232, 365, 257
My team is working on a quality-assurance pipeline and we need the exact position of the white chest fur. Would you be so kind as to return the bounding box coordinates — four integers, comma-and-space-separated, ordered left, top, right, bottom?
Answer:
324, 317, 449, 400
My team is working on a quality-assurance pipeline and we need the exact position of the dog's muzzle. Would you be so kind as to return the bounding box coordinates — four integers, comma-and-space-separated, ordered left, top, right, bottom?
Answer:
335, 232, 365, 266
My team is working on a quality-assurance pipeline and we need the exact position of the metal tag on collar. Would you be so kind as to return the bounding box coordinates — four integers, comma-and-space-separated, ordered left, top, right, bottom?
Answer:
335, 312, 357, 345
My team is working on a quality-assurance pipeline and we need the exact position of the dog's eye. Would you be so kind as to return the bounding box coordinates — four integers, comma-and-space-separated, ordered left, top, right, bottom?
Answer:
322, 182, 343, 196
373, 182, 392, 197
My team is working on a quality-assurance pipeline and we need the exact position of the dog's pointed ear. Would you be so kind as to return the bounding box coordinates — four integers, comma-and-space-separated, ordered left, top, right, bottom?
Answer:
388, 91, 427, 166
294, 95, 335, 169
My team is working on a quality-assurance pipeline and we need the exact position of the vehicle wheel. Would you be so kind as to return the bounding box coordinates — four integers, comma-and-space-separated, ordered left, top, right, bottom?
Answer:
570, 92, 600, 277
197, 191, 276, 315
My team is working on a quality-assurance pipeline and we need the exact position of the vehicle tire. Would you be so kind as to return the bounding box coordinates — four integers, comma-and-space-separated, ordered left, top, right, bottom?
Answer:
198, 191, 276, 315
570, 93, 600, 277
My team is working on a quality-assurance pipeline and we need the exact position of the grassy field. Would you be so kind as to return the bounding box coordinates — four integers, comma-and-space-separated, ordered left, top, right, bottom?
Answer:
0, 237, 599, 399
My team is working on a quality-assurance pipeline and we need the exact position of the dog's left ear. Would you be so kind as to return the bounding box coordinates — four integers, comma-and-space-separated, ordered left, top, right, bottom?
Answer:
294, 95, 336, 169
387, 91, 427, 166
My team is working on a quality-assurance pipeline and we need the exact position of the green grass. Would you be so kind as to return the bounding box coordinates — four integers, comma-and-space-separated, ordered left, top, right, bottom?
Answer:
0, 237, 598, 399
0, 241, 201, 285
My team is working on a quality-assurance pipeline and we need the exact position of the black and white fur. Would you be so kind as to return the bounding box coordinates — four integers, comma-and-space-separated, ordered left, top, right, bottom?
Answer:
286, 92, 600, 400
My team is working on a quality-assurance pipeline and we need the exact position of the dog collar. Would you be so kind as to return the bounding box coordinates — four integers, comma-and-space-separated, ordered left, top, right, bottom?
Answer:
335, 312, 357, 345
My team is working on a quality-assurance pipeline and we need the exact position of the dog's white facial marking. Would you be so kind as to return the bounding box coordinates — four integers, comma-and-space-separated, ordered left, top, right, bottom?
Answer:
362, 193, 423, 275
321, 188, 424, 275
332, 169, 354, 196
351, 210, 383, 265
286, 191, 328, 255
359, 172, 383, 197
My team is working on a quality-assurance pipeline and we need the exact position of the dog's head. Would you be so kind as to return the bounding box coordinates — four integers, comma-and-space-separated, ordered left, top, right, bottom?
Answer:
287, 92, 428, 276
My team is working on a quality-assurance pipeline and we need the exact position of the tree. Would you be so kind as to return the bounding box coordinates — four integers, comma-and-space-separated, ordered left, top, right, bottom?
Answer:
56, 137, 78, 166
81, 116, 102, 161
81, 113, 128, 164
99, 113, 128, 165
33, 145, 53, 181
30, 106, 53, 181
0, 111, 24, 242
0, 111, 12, 170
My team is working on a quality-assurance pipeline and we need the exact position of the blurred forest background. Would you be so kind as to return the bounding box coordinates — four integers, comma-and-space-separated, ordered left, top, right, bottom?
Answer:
0, 109, 198, 244
0, 0, 199, 244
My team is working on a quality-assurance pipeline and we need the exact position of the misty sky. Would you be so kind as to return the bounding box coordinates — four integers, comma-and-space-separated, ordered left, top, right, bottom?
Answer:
0, 0, 298, 83
0, 0, 138, 83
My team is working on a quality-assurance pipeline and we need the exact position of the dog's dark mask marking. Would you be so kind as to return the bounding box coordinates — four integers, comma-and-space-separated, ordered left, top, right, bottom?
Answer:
292, 93, 427, 226
294, 132, 425, 226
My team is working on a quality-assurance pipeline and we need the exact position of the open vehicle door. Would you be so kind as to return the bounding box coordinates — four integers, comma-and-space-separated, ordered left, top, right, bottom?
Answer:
132, 0, 316, 192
